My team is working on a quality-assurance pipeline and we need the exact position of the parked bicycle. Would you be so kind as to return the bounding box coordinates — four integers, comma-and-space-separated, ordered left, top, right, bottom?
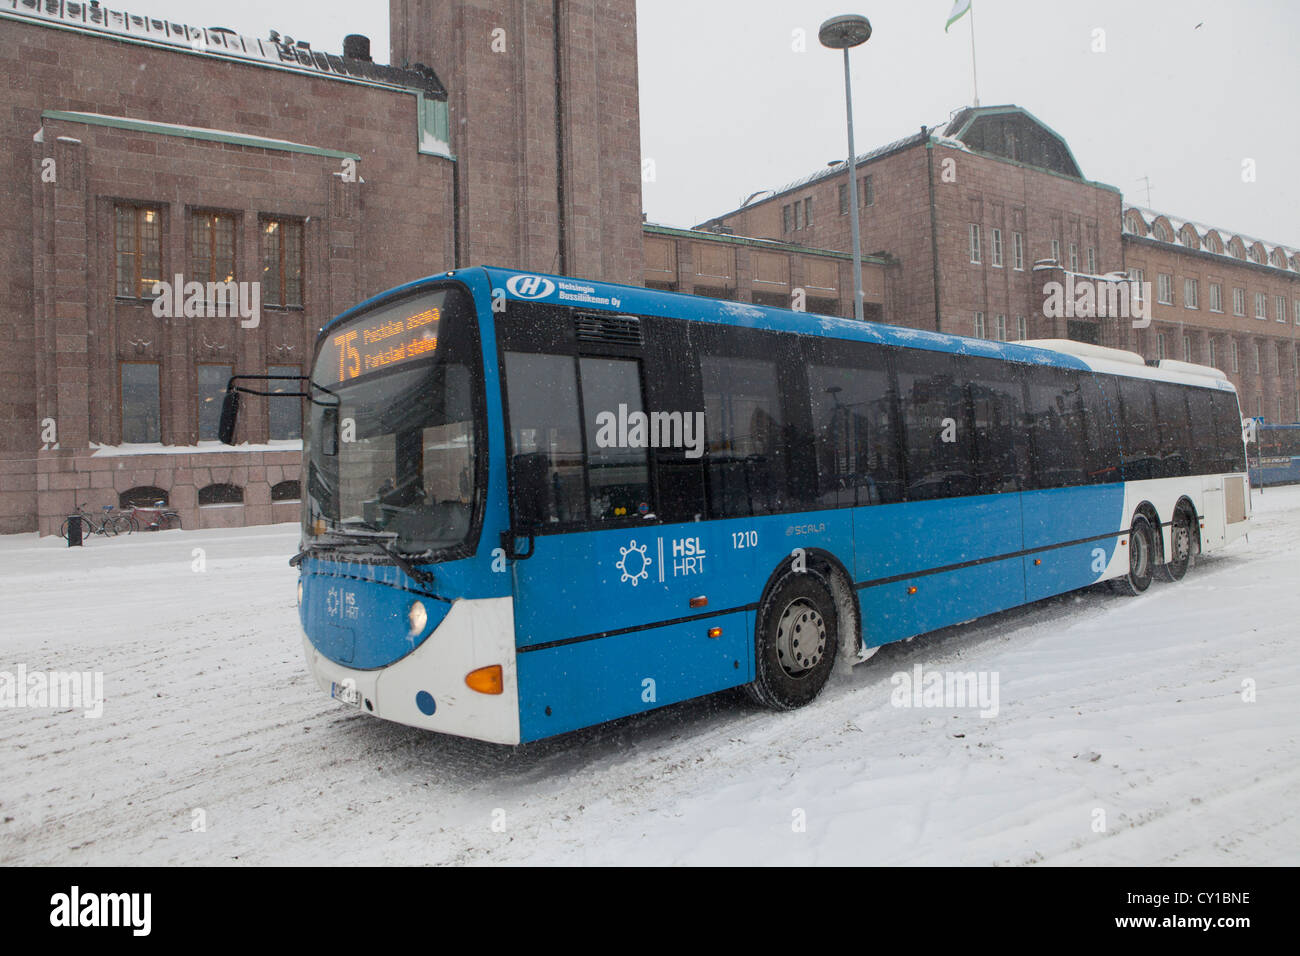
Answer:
120, 501, 183, 532
59, 503, 119, 541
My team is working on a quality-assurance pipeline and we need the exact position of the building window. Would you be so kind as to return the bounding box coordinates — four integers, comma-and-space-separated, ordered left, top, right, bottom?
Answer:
1233, 287, 1246, 316
782, 204, 792, 233
271, 480, 301, 502
861, 174, 874, 206
261, 217, 304, 308
199, 483, 244, 506
268, 364, 303, 440
1249, 246, 1263, 264
114, 204, 163, 298
1157, 273, 1174, 305
1182, 334, 1193, 363
994, 314, 1007, 341
1209, 282, 1223, 313
1231, 340, 1239, 373
1208, 339, 1217, 369
838, 184, 848, 216
1012, 232, 1024, 270
1068, 243, 1079, 271
969, 224, 982, 264
794, 201, 803, 230
1156, 333, 1166, 361
197, 364, 233, 441
1087, 247, 1096, 274
804, 197, 813, 227
1128, 267, 1145, 301
1154, 222, 1171, 242
1255, 292, 1268, 320
1016, 315, 1027, 340
190, 211, 236, 285
121, 363, 160, 443
1184, 278, 1199, 309
1294, 299, 1300, 325
1254, 341, 1261, 373
991, 228, 1003, 267
1276, 296, 1287, 324
974, 311, 985, 338
1050, 238, 1061, 263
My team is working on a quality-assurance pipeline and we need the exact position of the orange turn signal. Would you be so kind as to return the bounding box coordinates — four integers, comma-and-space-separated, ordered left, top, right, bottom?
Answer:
906, 585, 918, 595
465, 665, 504, 695
707, 627, 722, 639
690, 595, 708, 609
1033, 558, 1042, 566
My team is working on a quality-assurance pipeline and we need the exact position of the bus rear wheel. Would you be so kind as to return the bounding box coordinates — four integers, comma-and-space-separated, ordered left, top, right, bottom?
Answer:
1158, 511, 1194, 582
1118, 515, 1155, 595
745, 573, 839, 710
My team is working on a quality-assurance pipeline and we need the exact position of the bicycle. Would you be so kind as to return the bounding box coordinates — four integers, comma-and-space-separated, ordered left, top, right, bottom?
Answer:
121, 501, 183, 532
59, 504, 118, 541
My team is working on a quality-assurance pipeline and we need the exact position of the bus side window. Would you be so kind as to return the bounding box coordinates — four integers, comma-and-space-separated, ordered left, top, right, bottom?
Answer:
1118, 378, 1160, 481
1154, 383, 1193, 478
503, 351, 586, 526
1080, 373, 1123, 483
578, 356, 653, 521
1024, 367, 1089, 489
700, 354, 787, 517
806, 351, 901, 507
1185, 388, 1215, 475
895, 351, 973, 501
963, 356, 1029, 495
1210, 391, 1248, 473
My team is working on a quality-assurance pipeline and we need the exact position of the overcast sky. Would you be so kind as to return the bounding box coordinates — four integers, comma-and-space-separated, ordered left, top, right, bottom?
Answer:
111, 0, 1299, 245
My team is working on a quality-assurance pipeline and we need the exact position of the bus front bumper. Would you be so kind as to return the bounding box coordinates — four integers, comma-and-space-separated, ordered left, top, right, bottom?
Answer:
303, 596, 522, 745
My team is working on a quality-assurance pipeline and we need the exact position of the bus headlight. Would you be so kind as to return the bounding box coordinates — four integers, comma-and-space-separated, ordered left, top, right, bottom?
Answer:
407, 600, 428, 636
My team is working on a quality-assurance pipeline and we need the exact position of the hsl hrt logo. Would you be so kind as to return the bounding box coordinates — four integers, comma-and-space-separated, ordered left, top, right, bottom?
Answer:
505, 274, 556, 299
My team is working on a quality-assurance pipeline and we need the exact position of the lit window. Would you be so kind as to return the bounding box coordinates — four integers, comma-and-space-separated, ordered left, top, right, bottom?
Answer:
114, 205, 163, 298
262, 217, 304, 308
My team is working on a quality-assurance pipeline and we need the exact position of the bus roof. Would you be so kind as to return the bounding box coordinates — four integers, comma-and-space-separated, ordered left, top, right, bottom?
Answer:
324, 265, 1237, 394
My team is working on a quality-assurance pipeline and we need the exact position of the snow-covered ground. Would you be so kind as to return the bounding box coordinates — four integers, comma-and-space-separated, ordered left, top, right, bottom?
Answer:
2, 488, 1298, 865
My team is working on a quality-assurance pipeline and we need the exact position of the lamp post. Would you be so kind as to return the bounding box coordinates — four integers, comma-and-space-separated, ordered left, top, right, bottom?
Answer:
819, 14, 872, 322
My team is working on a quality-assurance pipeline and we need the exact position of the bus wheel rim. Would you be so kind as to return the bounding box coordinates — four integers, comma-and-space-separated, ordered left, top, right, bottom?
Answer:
775, 598, 827, 678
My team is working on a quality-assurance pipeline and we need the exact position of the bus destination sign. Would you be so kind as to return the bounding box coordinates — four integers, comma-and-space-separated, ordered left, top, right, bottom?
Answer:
329, 305, 440, 383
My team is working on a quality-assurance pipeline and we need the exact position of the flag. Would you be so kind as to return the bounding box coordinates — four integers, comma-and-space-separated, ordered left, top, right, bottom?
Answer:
946, 0, 971, 33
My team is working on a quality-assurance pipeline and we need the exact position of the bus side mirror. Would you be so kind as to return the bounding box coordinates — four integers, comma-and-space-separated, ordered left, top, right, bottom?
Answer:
218, 390, 241, 445
510, 452, 549, 530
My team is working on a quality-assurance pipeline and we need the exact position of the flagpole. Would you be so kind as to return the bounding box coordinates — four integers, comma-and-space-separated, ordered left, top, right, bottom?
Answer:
968, 1, 980, 106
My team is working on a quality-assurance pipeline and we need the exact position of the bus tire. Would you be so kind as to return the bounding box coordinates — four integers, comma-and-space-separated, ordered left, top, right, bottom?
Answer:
1119, 515, 1155, 595
744, 572, 839, 711
1158, 509, 1193, 582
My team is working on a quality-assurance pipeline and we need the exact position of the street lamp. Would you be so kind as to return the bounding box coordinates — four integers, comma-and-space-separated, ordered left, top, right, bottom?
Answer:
819, 14, 872, 322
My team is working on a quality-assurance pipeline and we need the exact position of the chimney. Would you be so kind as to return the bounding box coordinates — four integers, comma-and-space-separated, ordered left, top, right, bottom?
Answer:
343, 34, 372, 62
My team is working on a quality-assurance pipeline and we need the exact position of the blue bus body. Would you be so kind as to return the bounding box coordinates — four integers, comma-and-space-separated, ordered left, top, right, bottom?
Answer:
294, 267, 1251, 744
1249, 424, 1300, 486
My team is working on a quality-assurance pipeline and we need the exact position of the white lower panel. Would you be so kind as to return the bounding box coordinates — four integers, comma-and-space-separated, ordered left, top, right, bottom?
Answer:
303, 597, 521, 745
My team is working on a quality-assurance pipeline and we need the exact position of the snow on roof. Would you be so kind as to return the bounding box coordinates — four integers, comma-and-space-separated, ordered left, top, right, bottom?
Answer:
1124, 204, 1298, 271
1, 0, 446, 97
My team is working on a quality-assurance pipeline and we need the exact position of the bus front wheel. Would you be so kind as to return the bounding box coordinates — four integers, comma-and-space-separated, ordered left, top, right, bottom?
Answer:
1118, 515, 1156, 595
745, 573, 839, 710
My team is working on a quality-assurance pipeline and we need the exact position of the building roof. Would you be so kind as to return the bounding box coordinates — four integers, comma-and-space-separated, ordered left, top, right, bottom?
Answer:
1124, 205, 1300, 274
1, 0, 446, 98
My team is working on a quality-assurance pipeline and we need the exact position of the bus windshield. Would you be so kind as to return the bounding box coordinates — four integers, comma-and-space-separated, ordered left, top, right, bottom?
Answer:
304, 285, 483, 557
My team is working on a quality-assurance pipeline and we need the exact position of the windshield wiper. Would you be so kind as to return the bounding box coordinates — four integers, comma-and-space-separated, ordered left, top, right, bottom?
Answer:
292, 527, 441, 592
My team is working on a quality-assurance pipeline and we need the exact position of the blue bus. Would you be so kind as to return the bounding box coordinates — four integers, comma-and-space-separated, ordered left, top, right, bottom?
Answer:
221, 266, 1251, 744
1249, 423, 1300, 486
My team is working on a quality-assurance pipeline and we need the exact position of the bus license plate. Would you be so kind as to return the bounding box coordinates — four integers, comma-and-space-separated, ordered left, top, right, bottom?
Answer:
331, 681, 361, 707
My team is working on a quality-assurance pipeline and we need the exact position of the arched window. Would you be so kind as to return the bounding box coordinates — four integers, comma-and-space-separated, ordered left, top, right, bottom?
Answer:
120, 486, 168, 509
1229, 238, 1246, 259
271, 480, 301, 502
1249, 244, 1265, 264
198, 483, 244, 506
1270, 249, 1286, 269
1203, 232, 1221, 254
1153, 221, 1172, 242
1125, 212, 1144, 235
1180, 226, 1198, 248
